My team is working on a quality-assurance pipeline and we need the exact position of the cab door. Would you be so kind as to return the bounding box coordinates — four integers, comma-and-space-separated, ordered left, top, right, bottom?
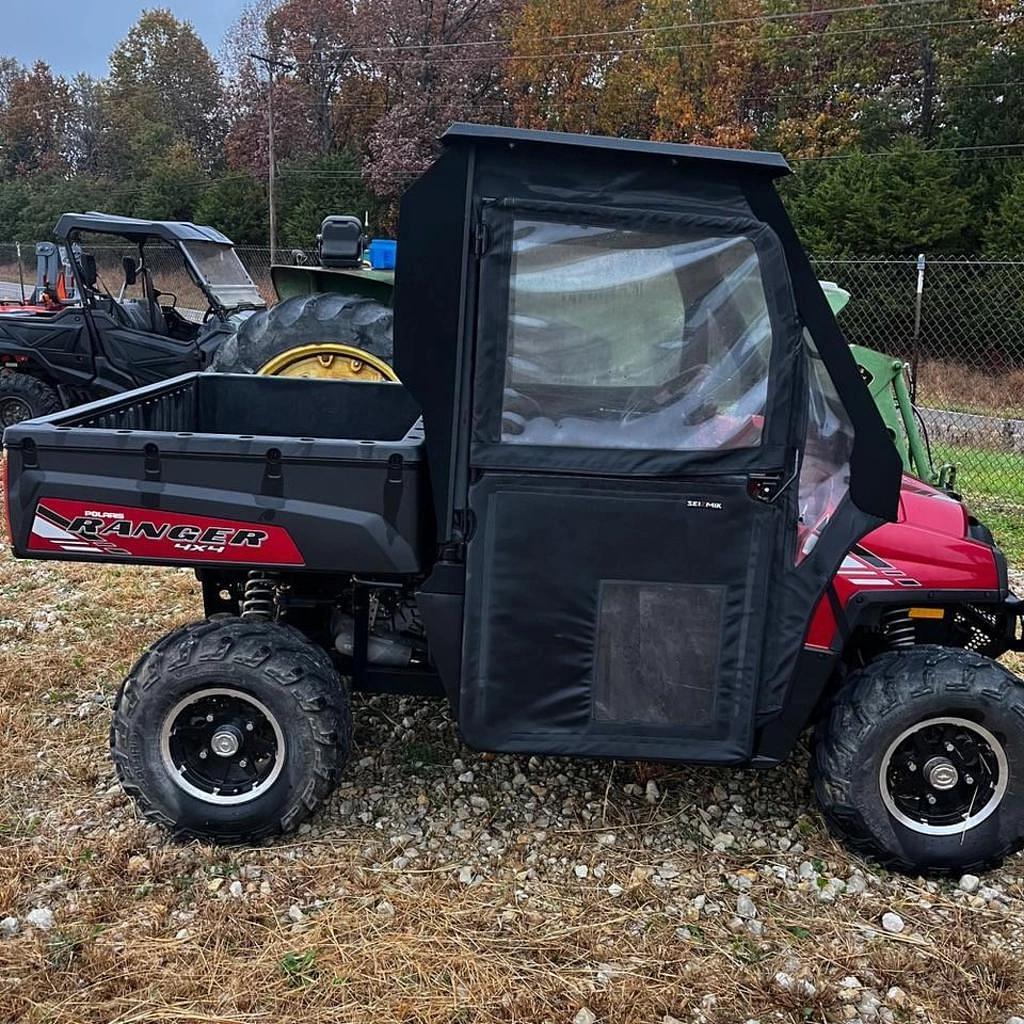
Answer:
457, 201, 825, 763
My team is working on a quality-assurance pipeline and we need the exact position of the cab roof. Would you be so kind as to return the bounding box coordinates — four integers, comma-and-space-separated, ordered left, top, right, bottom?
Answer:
53, 212, 234, 245
441, 123, 791, 177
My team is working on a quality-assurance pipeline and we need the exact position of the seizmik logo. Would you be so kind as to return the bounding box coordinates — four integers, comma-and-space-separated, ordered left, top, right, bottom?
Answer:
34, 503, 269, 555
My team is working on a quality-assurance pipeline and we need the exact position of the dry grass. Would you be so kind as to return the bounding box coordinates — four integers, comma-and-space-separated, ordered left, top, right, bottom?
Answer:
2, 484, 1024, 1022
917, 359, 1024, 420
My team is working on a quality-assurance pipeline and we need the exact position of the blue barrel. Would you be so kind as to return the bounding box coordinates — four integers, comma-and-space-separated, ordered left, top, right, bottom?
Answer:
366, 239, 397, 270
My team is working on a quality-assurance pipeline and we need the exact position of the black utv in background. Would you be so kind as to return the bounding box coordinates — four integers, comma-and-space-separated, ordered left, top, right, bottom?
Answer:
0, 212, 397, 427
0, 214, 265, 425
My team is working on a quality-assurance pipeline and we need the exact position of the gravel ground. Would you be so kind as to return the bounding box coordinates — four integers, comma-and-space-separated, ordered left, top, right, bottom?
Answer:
1, 550, 1023, 1021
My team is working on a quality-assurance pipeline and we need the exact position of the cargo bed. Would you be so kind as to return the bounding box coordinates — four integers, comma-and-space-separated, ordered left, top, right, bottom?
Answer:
3, 373, 427, 573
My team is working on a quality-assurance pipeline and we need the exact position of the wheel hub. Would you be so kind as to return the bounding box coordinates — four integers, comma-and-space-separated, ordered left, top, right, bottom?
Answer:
160, 688, 285, 805
211, 725, 243, 758
0, 395, 32, 427
880, 716, 1007, 836
924, 756, 959, 791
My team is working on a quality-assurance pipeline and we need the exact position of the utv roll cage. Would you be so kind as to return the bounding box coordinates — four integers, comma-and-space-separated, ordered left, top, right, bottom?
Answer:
53, 212, 265, 321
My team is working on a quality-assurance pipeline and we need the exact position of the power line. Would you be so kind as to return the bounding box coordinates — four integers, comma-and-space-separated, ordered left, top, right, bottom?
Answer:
319, 16, 1008, 70
269, 0, 949, 58
793, 141, 1024, 161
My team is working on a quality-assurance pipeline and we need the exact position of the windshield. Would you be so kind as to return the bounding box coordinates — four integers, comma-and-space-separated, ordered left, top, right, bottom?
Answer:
181, 241, 264, 309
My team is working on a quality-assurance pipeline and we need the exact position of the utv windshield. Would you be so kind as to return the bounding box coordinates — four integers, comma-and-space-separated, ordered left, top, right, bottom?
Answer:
182, 241, 264, 309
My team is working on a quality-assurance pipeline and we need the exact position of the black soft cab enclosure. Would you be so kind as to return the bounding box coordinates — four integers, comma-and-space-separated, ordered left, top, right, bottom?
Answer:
396, 125, 900, 765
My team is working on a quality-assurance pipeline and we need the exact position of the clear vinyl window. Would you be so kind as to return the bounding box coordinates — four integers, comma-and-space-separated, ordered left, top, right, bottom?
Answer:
796, 330, 855, 563
500, 218, 774, 450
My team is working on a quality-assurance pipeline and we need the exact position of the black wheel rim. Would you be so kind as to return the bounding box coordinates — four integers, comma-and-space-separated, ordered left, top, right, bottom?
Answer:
0, 395, 32, 427
159, 687, 285, 805
880, 716, 1007, 836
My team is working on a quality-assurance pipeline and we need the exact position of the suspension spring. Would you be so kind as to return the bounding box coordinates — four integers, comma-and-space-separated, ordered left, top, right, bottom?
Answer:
881, 607, 915, 648
241, 571, 278, 620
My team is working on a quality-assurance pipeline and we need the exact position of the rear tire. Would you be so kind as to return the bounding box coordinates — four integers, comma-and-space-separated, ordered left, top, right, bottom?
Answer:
110, 618, 351, 844
0, 372, 60, 427
812, 645, 1024, 874
209, 293, 393, 375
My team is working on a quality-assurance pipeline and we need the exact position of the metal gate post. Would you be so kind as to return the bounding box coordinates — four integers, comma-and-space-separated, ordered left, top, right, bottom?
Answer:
910, 252, 926, 403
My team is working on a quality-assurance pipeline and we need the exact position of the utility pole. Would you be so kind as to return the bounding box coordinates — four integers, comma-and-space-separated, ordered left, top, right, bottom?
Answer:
249, 53, 292, 263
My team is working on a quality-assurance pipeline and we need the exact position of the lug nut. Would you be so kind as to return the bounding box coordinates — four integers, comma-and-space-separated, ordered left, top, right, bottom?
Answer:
239, 758, 248, 768
246, 722, 254, 732
926, 794, 937, 805
199, 750, 208, 759
206, 714, 214, 722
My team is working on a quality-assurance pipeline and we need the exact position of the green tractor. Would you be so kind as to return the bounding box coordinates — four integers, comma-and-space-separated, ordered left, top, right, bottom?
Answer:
819, 280, 955, 490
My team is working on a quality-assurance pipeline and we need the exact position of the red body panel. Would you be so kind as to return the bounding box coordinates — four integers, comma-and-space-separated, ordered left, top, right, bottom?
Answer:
27, 498, 305, 566
806, 476, 1001, 649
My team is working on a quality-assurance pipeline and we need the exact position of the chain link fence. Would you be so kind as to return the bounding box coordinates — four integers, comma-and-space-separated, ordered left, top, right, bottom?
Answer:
2, 240, 1023, 520
812, 255, 1024, 540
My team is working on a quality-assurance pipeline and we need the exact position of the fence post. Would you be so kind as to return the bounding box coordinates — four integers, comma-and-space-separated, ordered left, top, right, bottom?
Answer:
910, 252, 926, 403
15, 242, 26, 303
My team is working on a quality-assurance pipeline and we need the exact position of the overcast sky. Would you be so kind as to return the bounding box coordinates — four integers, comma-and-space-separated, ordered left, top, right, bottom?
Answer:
4, 1, 247, 78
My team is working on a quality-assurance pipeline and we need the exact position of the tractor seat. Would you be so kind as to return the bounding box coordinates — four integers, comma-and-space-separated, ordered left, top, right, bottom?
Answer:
116, 298, 167, 335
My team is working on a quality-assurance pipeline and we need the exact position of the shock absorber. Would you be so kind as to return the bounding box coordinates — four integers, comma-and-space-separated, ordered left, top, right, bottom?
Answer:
241, 571, 278, 620
881, 606, 915, 648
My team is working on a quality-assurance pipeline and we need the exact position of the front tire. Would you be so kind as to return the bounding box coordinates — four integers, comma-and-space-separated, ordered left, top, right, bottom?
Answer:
110, 619, 351, 843
0, 372, 60, 427
813, 645, 1024, 874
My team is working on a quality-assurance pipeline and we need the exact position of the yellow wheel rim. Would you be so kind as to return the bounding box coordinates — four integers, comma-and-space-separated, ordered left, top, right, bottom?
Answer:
258, 343, 399, 382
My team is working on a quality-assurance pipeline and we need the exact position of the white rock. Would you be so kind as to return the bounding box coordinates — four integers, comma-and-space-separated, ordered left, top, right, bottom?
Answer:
736, 894, 757, 919
376, 899, 395, 917
458, 866, 475, 885
885, 987, 907, 1007
1005, 1017, 1024, 1024
645, 780, 661, 803
657, 864, 680, 880
286, 904, 305, 923
0, 916, 18, 938
662, 1016, 684, 1024
175, 927, 190, 940
228, 880, 244, 898
881, 912, 904, 934
845, 874, 867, 895
958, 873, 981, 894
596, 832, 617, 847
607, 883, 623, 897
574, 864, 588, 879
573, 1008, 597, 1024
25, 907, 54, 931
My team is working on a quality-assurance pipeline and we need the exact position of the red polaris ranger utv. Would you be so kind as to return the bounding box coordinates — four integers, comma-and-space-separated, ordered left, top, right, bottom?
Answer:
4, 125, 1023, 874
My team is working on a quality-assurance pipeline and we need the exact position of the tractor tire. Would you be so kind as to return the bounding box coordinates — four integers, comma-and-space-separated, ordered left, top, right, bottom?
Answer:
812, 644, 1024, 875
110, 618, 352, 844
0, 372, 60, 427
209, 293, 393, 377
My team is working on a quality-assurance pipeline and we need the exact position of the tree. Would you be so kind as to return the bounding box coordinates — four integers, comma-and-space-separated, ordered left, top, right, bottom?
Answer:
363, 0, 516, 201
277, 151, 378, 248
785, 140, 971, 255
133, 141, 209, 221
0, 61, 75, 175
194, 173, 268, 244
984, 172, 1024, 256
102, 9, 223, 178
